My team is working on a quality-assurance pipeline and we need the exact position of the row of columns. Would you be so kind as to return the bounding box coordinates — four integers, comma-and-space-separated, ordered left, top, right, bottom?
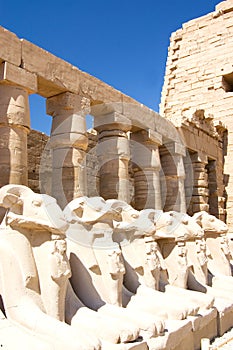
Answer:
0, 83, 187, 212
93, 109, 187, 211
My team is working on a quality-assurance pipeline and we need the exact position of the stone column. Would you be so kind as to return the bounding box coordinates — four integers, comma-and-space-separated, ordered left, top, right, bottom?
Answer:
176, 152, 187, 213
0, 84, 30, 186
94, 112, 131, 203
46, 93, 89, 209
160, 142, 186, 212
205, 160, 218, 218
190, 152, 209, 214
131, 129, 162, 210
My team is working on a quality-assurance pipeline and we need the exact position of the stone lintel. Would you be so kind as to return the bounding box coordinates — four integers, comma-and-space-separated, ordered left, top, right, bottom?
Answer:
91, 100, 154, 128
80, 72, 123, 105
0, 26, 21, 66
0, 62, 37, 94
21, 39, 123, 103
0, 25, 183, 147
123, 104, 156, 131
21, 39, 80, 97
37, 76, 68, 98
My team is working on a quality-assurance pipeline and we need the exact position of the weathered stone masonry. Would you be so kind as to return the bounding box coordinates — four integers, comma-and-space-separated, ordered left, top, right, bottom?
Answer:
0, 25, 190, 214
160, 0, 233, 227
0, 1, 228, 228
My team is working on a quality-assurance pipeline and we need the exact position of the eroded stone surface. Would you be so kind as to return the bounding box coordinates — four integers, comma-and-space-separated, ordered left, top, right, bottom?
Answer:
1, 5, 233, 348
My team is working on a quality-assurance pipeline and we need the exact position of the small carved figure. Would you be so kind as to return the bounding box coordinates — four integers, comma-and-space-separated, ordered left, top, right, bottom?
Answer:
108, 248, 125, 277
220, 234, 232, 261
106, 248, 126, 306
174, 241, 189, 288
51, 239, 72, 281
195, 238, 209, 283
177, 241, 188, 262
49, 239, 72, 321
144, 239, 165, 290
145, 241, 161, 272
196, 238, 208, 268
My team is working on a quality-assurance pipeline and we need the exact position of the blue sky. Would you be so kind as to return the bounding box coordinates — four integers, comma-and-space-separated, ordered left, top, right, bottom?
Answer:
1, 0, 220, 134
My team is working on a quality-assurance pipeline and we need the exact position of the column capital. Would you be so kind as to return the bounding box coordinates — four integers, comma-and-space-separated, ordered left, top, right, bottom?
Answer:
0, 84, 30, 129
131, 129, 162, 146
46, 93, 91, 117
97, 129, 129, 141
94, 111, 131, 132
0, 84, 30, 187
48, 92, 89, 150
163, 141, 186, 157
191, 152, 208, 164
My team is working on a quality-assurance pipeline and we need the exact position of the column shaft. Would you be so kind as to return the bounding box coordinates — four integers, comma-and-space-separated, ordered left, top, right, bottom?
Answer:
0, 84, 30, 187
175, 154, 186, 213
131, 130, 162, 210
160, 142, 186, 212
46, 93, 89, 208
189, 152, 209, 215
96, 129, 130, 202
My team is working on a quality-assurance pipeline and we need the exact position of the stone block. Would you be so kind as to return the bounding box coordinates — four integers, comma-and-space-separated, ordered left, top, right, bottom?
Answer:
0, 62, 37, 93
94, 112, 131, 131
191, 195, 209, 204
193, 179, 208, 188
91, 101, 124, 117
21, 39, 125, 103
216, 0, 233, 14
192, 187, 209, 196
80, 71, 123, 104
0, 26, 21, 66
193, 203, 209, 212
21, 39, 80, 97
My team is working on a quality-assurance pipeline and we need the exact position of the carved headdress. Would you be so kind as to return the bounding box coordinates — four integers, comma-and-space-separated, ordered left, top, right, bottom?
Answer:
0, 184, 68, 235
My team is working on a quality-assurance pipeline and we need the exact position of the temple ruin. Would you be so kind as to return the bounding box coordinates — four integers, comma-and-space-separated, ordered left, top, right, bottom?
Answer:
1, 1, 233, 349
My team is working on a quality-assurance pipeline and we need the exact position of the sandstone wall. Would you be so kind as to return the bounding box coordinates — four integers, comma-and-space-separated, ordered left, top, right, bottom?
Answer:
160, 0, 233, 226
27, 129, 50, 193
86, 129, 100, 197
